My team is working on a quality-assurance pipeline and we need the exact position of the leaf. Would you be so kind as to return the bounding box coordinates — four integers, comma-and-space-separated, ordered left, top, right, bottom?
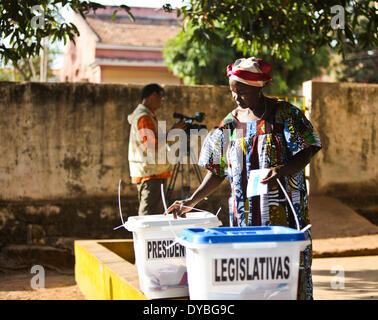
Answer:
163, 4, 173, 13
120, 5, 135, 22
111, 10, 118, 21
120, 4, 130, 10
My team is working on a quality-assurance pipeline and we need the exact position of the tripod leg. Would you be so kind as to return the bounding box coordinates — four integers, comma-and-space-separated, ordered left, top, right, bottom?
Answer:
166, 163, 179, 201
189, 146, 203, 183
181, 161, 191, 199
193, 163, 203, 183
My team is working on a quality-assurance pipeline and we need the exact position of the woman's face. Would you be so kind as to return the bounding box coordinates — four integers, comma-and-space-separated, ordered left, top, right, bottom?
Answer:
229, 79, 261, 110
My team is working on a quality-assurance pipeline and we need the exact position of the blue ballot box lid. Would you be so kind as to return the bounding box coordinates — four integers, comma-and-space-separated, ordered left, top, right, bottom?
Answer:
178, 226, 307, 244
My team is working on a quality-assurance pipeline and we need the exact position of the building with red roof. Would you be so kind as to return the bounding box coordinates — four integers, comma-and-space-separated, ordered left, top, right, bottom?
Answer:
60, 6, 182, 84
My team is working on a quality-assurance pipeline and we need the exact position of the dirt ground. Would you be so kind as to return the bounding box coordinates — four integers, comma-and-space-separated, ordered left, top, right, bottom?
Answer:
1, 255, 377, 300
312, 255, 378, 300
1, 196, 376, 300
0, 269, 85, 300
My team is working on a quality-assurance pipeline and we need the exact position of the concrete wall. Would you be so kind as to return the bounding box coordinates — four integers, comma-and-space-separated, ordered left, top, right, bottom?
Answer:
0, 82, 233, 201
0, 82, 234, 248
304, 81, 378, 207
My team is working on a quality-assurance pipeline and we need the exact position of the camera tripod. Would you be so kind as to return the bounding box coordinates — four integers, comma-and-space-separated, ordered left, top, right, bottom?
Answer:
165, 137, 204, 202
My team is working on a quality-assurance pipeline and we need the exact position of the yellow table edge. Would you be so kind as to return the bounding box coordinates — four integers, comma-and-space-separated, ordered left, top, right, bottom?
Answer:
74, 239, 148, 300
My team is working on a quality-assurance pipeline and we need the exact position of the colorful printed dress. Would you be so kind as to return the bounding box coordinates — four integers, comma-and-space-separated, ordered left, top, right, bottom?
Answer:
198, 100, 321, 299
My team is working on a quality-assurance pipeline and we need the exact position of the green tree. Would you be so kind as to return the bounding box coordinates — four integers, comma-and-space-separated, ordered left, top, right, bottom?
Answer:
2, 1, 376, 65
334, 48, 378, 83
2, 0, 376, 86
163, 23, 330, 94
0, 1, 133, 65
0, 44, 61, 81
163, 23, 237, 85
171, 0, 377, 60
328, 16, 378, 83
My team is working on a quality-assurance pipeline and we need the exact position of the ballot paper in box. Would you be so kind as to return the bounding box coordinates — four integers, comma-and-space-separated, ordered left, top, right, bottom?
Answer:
124, 212, 222, 299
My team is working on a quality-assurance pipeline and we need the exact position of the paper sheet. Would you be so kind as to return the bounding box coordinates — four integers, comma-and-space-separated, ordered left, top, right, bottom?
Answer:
246, 168, 270, 197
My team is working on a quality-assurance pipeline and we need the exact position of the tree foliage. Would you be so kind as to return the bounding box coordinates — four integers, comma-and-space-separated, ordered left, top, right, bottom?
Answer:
0, 1, 134, 65
0, 44, 60, 81
329, 16, 378, 83
163, 22, 330, 94
333, 48, 378, 83
167, 0, 377, 60
163, 22, 237, 85
1, 0, 376, 87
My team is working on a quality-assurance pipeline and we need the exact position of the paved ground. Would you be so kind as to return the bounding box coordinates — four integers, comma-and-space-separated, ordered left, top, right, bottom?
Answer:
309, 196, 378, 239
1, 255, 377, 300
312, 255, 378, 300
0, 195, 377, 300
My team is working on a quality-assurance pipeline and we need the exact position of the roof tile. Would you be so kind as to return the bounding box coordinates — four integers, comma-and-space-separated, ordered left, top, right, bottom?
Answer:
85, 16, 180, 47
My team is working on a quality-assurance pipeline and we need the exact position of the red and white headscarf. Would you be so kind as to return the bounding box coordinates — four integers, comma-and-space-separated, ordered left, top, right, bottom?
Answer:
227, 57, 272, 87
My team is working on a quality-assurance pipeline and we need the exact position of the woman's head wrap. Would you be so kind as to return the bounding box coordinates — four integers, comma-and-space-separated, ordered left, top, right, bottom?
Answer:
227, 57, 272, 87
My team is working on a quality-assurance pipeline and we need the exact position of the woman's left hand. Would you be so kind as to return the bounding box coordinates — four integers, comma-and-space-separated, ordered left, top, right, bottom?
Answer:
260, 166, 284, 185
260, 146, 316, 185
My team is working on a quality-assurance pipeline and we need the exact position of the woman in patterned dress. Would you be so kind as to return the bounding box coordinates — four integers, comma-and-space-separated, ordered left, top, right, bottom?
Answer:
167, 57, 322, 299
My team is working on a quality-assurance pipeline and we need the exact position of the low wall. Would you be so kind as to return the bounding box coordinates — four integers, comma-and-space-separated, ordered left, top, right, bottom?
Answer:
304, 81, 378, 208
0, 82, 233, 248
0, 82, 234, 200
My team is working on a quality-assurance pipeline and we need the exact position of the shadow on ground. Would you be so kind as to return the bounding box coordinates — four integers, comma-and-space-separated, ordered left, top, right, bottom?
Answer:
0, 268, 75, 292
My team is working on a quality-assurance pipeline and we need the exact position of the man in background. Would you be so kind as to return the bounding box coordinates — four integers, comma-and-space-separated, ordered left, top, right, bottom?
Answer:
128, 83, 185, 215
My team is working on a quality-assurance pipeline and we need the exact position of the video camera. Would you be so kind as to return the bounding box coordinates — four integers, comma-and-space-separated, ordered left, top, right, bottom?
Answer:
173, 112, 207, 131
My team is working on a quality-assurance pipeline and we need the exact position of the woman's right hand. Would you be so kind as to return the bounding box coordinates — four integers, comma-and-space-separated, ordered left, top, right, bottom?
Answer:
166, 199, 197, 219
166, 172, 224, 219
